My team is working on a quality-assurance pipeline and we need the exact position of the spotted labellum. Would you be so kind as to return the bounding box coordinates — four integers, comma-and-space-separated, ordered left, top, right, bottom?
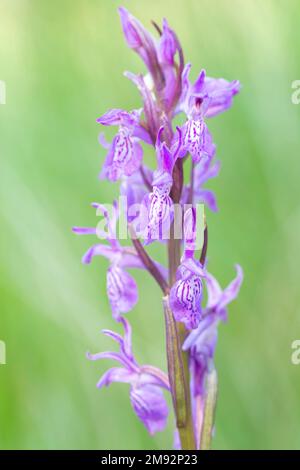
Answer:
73, 7, 243, 450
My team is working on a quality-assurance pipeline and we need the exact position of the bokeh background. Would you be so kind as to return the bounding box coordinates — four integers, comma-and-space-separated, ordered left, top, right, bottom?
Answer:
0, 0, 300, 450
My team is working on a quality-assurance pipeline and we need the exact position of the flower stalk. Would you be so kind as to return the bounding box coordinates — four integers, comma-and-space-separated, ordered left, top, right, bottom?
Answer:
163, 295, 195, 449
129, 224, 169, 295
200, 369, 218, 450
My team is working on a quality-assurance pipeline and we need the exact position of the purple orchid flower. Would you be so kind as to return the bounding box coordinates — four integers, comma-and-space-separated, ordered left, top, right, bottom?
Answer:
170, 208, 206, 329
182, 118, 216, 164
73, 201, 167, 319
179, 65, 240, 119
142, 127, 183, 244
169, 260, 204, 330
118, 7, 165, 92
73, 202, 142, 319
124, 70, 161, 145
87, 317, 170, 435
178, 65, 239, 163
98, 108, 152, 144
120, 9, 184, 115
97, 109, 151, 182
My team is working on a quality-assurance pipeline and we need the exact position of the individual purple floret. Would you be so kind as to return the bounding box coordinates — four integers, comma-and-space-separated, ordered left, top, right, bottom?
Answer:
142, 127, 183, 243
73, 202, 139, 318
178, 65, 240, 119
97, 109, 149, 181
119, 7, 164, 92
119, 7, 183, 113
177, 66, 239, 163
169, 208, 206, 329
73, 201, 167, 318
87, 317, 170, 435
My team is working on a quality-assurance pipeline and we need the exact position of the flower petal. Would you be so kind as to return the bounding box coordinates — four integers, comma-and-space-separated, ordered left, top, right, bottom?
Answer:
192, 69, 206, 94
203, 78, 240, 118
118, 7, 162, 88
205, 271, 223, 309
183, 207, 197, 258
97, 109, 127, 126
119, 317, 134, 361
159, 19, 177, 66
118, 7, 144, 49
195, 189, 218, 212
194, 159, 221, 187
82, 244, 116, 264
86, 351, 130, 368
72, 226, 97, 235
218, 264, 243, 311
183, 315, 217, 359
98, 132, 110, 149
97, 367, 135, 388
143, 184, 173, 243
130, 384, 169, 435
170, 273, 203, 329
100, 129, 143, 182
107, 266, 138, 317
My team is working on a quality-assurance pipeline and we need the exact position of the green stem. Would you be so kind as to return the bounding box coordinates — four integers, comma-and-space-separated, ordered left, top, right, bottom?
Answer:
200, 369, 218, 450
163, 297, 187, 427
177, 322, 196, 450
166, 233, 196, 450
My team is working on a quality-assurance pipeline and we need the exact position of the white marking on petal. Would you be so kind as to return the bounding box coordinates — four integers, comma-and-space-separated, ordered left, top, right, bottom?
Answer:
183, 119, 205, 160
175, 274, 202, 328
146, 182, 173, 240
114, 128, 134, 165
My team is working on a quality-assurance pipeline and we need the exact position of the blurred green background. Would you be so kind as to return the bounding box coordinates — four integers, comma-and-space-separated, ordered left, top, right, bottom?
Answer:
0, 0, 300, 450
